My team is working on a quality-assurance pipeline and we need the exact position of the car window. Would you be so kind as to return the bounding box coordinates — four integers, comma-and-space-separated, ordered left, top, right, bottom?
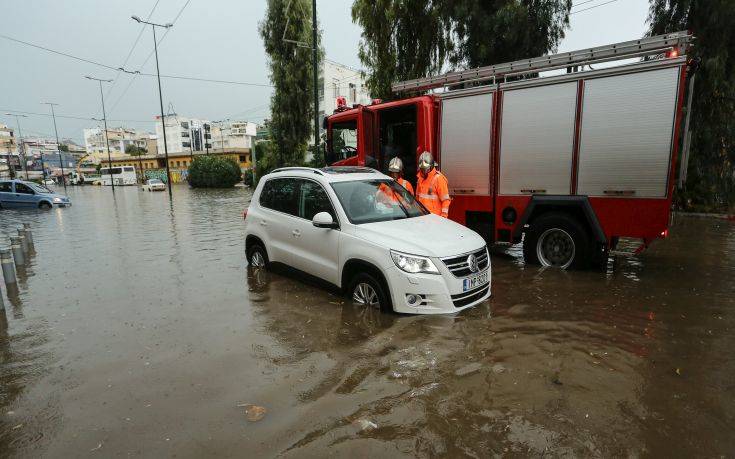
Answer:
0, 182, 11, 193
14, 183, 35, 195
259, 178, 298, 216
298, 180, 335, 221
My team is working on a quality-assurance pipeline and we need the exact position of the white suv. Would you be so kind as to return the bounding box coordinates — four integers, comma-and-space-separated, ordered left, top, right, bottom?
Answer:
244, 167, 491, 314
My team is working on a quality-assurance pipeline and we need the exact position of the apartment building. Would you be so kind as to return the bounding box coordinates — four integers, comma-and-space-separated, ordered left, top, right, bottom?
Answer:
155, 115, 212, 154
211, 121, 257, 150
83, 127, 148, 155
317, 60, 371, 134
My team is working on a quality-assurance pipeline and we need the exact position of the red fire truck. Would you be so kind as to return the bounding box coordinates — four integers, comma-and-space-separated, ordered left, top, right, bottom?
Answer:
325, 31, 694, 269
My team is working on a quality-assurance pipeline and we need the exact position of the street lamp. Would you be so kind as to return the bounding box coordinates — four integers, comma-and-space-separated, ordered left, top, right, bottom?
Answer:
4, 113, 29, 180
40, 102, 66, 190
85, 76, 115, 192
132, 14, 173, 199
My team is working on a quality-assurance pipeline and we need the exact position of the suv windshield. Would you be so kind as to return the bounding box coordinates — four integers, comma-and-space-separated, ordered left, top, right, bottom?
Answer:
331, 179, 427, 224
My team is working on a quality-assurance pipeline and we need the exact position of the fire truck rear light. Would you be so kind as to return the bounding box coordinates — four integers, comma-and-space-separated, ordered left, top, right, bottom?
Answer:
660, 229, 668, 238
667, 48, 679, 58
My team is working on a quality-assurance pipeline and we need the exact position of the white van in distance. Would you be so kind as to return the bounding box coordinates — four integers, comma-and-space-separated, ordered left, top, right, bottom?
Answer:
244, 167, 491, 314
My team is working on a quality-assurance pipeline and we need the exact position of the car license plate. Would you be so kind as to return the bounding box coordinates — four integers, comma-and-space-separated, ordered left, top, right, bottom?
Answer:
463, 271, 489, 292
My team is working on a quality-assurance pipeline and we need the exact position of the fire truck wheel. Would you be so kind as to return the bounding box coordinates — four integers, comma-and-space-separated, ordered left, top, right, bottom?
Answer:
523, 213, 591, 270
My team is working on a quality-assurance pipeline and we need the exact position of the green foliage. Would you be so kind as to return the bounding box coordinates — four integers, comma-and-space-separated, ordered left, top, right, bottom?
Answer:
351, 0, 572, 100
352, 0, 447, 99
58, 144, 69, 152
125, 144, 147, 156
648, 0, 735, 212
259, 0, 323, 167
439, 0, 572, 69
187, 155, 242, 188
253, 140, 278, 183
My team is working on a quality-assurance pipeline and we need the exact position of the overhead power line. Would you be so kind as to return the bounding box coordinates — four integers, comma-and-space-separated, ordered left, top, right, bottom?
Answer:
570, 0, 620, 14
0, 32, 271, 88
1, 108, 155, 123
106, 0, 162, 98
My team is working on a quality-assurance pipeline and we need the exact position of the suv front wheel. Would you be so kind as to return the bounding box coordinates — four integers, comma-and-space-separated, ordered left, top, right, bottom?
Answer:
348, 272, 390, 312
246, 243, 269, 268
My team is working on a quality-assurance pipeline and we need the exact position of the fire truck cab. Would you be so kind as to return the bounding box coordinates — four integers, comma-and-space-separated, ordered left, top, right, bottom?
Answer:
326, 32, 694, 269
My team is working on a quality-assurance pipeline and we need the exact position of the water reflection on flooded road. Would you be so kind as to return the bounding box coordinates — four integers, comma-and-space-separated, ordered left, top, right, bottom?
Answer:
1, 186, 733, 457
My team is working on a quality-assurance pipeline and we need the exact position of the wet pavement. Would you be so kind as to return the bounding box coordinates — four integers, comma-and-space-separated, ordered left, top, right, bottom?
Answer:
0, 185, 734, 457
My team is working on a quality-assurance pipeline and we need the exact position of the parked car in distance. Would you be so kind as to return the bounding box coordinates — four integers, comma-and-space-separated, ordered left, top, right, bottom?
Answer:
142, 178, 166, 192
0, 179, 71, 209
244, 166, 491, 315
42, 178, 56, 186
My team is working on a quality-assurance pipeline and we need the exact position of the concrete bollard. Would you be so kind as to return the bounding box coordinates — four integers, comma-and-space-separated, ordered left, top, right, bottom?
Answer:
22, 223, 34, 248
1, 249, 16, 286
9, 236, 25, 267
17, 229, 30, 255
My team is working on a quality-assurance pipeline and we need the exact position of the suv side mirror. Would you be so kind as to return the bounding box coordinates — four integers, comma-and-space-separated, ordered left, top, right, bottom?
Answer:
313, 211, 338, 229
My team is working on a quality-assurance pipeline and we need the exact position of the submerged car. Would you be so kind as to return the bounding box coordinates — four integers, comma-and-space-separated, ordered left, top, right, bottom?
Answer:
142, 178, 166, 192
244, 167, 491, 314
0, 179, 71, 209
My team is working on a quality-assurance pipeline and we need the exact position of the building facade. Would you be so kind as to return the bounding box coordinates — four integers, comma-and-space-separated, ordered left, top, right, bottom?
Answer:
211, 121, 257, 150
155, 115, 211, 155
0, 123, 16, 154
83, 127, 149, 155
317, 60, 371, 135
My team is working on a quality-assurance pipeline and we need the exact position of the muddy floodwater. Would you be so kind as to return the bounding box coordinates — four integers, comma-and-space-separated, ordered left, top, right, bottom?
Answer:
0, 185, 734, 457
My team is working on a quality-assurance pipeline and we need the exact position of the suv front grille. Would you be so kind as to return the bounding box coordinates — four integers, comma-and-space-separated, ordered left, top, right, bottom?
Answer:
441, 247, 489, 278
451, 283, 490, 308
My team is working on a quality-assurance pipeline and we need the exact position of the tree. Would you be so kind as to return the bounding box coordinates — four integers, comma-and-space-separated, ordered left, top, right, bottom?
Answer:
351, 0, 572, 100
439, 0, 572, 69
125, 144, 147, 156
259, 0, 323, 167
58, 144, 69, 152
352, 0, 446, 99
648, 0, 735, 211
187, 155, 242, 188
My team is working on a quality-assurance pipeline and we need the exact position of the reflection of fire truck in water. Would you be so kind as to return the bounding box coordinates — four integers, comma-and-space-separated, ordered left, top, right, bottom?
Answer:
325, 31, 695, 269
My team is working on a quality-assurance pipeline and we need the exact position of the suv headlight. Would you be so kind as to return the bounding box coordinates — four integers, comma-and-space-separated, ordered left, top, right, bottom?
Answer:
53, 197, 62, 203
390, 250, 439, 274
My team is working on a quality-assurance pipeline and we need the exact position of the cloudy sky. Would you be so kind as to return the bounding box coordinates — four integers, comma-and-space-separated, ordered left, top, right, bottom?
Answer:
0, 0, 650, 144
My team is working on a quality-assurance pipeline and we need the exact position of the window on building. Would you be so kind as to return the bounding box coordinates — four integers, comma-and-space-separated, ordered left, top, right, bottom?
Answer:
239, 155, 248, 162
349, 83, 357, 103
182, 142, 191, 148
181, 122, 189, 129
181, 131, 190, 138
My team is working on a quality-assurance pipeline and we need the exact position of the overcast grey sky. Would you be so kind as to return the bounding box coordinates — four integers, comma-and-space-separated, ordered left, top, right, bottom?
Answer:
0, 0, 649, 143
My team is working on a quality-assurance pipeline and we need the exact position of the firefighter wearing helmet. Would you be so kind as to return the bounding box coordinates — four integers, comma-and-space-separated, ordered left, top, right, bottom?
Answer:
387, 157, 414, 195
416, 151, 451, 217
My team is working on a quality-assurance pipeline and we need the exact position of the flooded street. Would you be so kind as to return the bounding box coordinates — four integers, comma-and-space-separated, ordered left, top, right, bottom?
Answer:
1, 185, 734, 457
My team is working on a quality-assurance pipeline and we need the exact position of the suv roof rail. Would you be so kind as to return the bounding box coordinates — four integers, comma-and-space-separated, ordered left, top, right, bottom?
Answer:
270, 167, 324, 175
321, 166, 377, 174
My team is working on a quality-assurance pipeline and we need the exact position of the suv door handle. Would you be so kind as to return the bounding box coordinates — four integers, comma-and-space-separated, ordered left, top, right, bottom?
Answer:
259, 220, 267, 226
292, 229, 301, 237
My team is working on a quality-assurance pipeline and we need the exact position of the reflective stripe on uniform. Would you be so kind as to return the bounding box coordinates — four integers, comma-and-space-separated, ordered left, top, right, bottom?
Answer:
418, 193, 438, 200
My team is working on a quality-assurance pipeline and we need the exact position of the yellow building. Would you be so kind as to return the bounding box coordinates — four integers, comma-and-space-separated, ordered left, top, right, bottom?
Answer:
100, 148, 251, 183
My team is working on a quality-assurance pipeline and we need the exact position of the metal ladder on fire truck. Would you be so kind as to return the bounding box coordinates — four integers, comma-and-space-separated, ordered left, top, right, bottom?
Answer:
392, 31, 696, 258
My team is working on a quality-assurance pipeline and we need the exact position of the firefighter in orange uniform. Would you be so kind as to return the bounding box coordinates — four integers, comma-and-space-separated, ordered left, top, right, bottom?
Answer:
387, 157, 414, 195
416, 151, 451, 217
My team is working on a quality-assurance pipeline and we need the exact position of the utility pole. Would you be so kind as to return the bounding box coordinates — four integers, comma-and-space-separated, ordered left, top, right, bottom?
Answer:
86, 76, 115, 192
312, 0, 320, 164
5, 113, 29, 180
41, 102, 66, 191
132, 15, 173, 199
